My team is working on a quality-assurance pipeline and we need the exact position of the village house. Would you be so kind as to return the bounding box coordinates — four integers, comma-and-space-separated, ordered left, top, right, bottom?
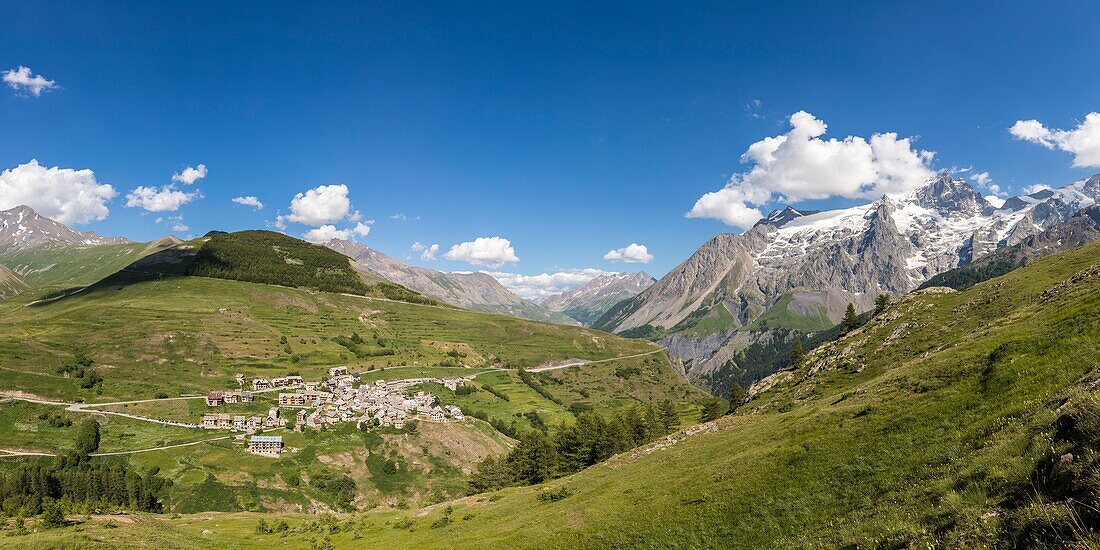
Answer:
252, 378, 270, 391
279, 392, 308, 407
248, 435, 284, 457
216, 413, 232, 429
205, 391, 224, 407
442, 377, 465, 392
446, 405, 464, 421
328, 366, 348, 378
202, 414, 217, 428
235, 373, 245, 386
266, 407, 282, 428
271, 375, 304, 388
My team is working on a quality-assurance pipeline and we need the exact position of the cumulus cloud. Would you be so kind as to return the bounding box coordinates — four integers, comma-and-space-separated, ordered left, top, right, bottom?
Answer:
125, 185, 201, 212
3, 66, 58, 96
410, 242, 425, 251
687, 111, 936, 228
0, 160, 117, 224
1010, 113, 1100, 168
969, 171, 1005, 197
421, 244, 439, 261
301, 221, 371, 243
1023, 183, 1053, 195
172, 164, 207, 185
286, 184, 352, 226
603, 243, 654, 264
444, 237, 519, 268
485, 268, 615, 301
232, 196, 264, 210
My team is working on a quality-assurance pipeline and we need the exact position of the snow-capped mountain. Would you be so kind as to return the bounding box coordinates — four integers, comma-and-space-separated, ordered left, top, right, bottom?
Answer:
595, 171, 1100, 384
324, 239, 579, 325
0, 205, 131, 254
540, 272, 656, 326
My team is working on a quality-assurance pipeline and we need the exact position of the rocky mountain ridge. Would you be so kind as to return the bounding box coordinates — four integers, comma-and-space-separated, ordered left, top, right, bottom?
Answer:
0, 205, 131, 254
540, 271, 655, 326
595, 171, 1100, 388
324, 239, 578, 325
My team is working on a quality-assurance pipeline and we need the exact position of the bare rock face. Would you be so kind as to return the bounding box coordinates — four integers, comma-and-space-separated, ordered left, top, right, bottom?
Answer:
324, 239, 578, 325
597, 172, 1100, 388
540, 272, 655, 326
0, 205, 130, 254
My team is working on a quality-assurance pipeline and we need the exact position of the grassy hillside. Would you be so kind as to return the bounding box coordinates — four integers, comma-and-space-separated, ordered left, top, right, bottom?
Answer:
0, 239, 180, 291
15, 239, 1100, 547
0, 272, 685, 403
91, 230, 434, 306
0, 242, 708, 520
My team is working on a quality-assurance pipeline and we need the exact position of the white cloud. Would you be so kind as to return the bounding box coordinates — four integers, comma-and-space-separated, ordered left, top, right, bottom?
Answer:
486, 268, 615, 301
3, 66, 58, 96
1010, 113, 1100, 167
969, 171, 1005, 197
301, 221, 371, 243
156, 215, 188, 232
1022, 183, 1053, 195
421, 244, 439, 261
391, 213, 407, 220
444, 237, 519, 268
687, 111, 935, 228
232, 196, 264, 210
172, 164, 207, 185
744, 99, 764, 119
603, 243, 654, 264
410, 242, 425, 251
486, 266, 616, 301
969, 171, 992, 187
286, 184, 352, 226
125, 184, 201, 212
0, 160, 117, 224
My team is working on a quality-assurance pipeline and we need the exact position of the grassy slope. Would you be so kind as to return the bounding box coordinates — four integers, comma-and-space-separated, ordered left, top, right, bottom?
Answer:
0, 239, 178, 290
16, 239, 1100, 548
0, 245, 708, 519
0, 274, 667, 402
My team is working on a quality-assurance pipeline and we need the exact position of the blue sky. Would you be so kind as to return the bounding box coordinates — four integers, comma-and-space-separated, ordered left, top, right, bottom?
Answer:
2, 1, 1099, 296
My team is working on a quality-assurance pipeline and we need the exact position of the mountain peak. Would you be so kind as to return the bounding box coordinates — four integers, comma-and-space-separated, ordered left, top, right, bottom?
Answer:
754, 205, 820, 228
912, 172, 993, 216
0, 205, 131, 254
541, 271, 656, 326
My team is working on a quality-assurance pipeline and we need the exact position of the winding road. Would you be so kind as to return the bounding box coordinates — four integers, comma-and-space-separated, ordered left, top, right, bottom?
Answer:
0, 347, 667, 457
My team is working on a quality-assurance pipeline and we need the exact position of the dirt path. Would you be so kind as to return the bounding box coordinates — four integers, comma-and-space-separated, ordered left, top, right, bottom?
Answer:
510, 348, 666, 374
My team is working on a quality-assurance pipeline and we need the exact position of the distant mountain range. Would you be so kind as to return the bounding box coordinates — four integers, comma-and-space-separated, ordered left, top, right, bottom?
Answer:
0, 205, 131, 254
595, 171, 1100, 392
323, 239, 579, 325
540, 272, 655, 326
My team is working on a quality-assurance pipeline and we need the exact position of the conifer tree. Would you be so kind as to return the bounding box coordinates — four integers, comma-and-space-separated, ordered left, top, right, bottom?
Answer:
874, 293, 890, 316
727, 384, 746, 414
790, 337, 805, 366
843, 303, 859, 332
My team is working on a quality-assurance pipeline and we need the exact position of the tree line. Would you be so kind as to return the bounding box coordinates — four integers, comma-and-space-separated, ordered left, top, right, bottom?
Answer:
468, 402, 681, 493
0, 419, 168, 521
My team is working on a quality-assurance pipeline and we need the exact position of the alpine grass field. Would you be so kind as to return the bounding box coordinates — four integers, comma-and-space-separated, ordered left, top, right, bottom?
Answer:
5, 224, 1100, 548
